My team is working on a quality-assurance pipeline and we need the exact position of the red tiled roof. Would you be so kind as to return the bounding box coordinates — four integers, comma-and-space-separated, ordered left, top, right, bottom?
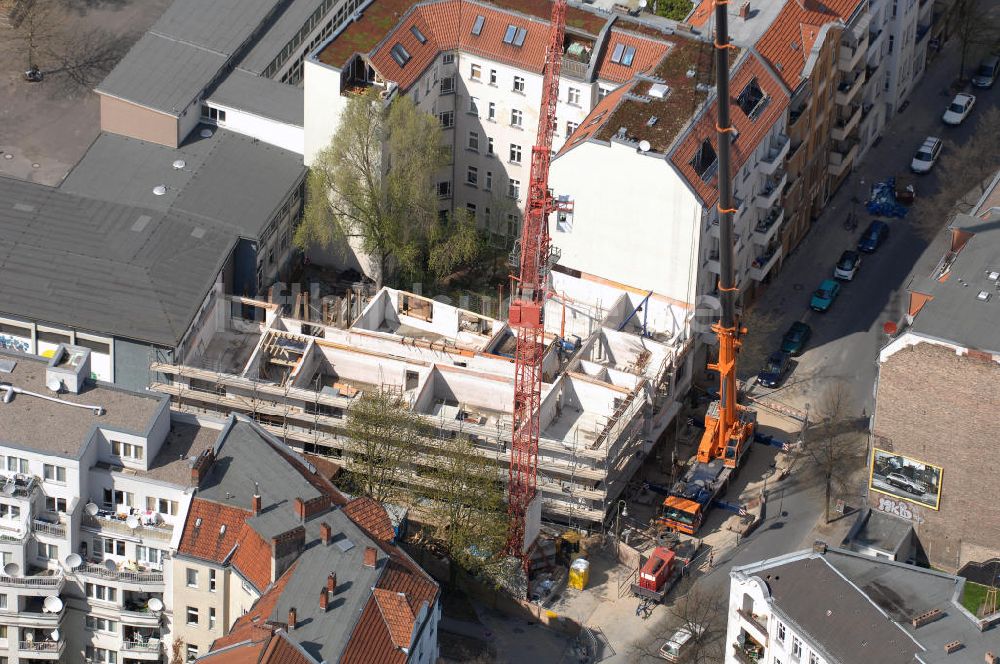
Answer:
177, 499, 248, 563
556, 82, 633, 157
258, 632, 313, 664
201, 632, 310, 664
196, 639, 268, 664
343, 497, 395, 543
686, 0, 713, 27
757, 0, 862, 90
595, 29, 670, 83
669, 52, 789, 206
341, 596, 405, 664
214, 561, 300, 650
373, 588, 416, 649
231, 526, 274, 592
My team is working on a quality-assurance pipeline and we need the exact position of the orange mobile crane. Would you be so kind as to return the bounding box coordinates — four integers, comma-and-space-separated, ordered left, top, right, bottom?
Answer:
658, 0, 756, 536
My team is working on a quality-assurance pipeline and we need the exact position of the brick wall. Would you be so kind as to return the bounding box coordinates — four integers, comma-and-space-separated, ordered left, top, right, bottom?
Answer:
873, 342, 1000, 570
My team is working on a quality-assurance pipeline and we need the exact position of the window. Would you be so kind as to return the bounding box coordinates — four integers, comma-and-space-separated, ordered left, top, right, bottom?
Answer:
513, 76, 525, 92
556, 196, 573, 232
503, 24, 517, 43
567, 87, 580, 105
485, 171, 493, 191
485, 206, 492, 224
6, 457, 27, 474
440, 76, 455, 94
509, 144, 522, 163
621, 45, 636, 66
145, 497, 178, 516
508, 179, 521, 199
202, 106, 226, 123
45, 497, 67, 513
438, 111, 454, 128
792, 637, 802, 659
437, 181, 452, 198
691, 139, 718, 180
208, 607, 218, 630
610, 43, 636, 66
187, 645, 198, 662
469, 96, 479, 115
777, 622, 786, 642
111, 441, 143, 461
186, 568, 199, 588
87, 646, 118, 664
187, 607, 199, 625
409, 25, 427, 44
489, 69, 497, 85
105, 489, 134, 508
888, 34, 894, 53
86, 583, 117, 602
466, 166, 479, 186
0, 594, 6, 609
470, 63, 481, 80
209, 569, 217, 592
466, 203, 477, 218
510, 109, 523, 127
809, 654, 819, 664
487, 137, 495, 156
43, 464, 66, 483
472, 14, 485, 35
443, 53, 454, 64
488, 101, 496, 120
37, 542, 57, 560
468, 131, 480, 151
565, 121, 579, 137
136, 545, 164, 565
103, 538, 126, 556
611, 42, 625, 63
598, 86, 610, 99
737, 77, 767, 118
390, 43, 411, 67
0, 504, 19, 520
86, 616, 118, 633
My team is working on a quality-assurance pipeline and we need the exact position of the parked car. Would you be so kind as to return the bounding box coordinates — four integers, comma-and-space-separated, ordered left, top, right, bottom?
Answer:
910, 137, 942, 174
834, 250, 862, 281
886, 472, 928, 495
757, 351, 791, 388
810, 279, 841, 312
658, 625, 705, 661
971, 55, 1000, 88
857, 220, 889, 253
780, 321, 812, 355
942, 93, 976, 125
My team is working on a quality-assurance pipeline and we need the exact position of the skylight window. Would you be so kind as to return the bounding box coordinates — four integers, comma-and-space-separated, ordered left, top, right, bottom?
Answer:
737, 77, 768, 119
504, 25, 518, 44
472, 15, 485, 36
611, 43, 625, 63
390, 43, 411, 67
621, 45, 636, 66
513, 27, 527, 47
410, 25, 427, 44
691, 139, 718, 180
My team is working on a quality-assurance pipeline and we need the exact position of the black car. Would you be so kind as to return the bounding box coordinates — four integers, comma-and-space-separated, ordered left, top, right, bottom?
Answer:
780, 321, 812, 355
857, 220, 889, 253
757, 351, 791, 388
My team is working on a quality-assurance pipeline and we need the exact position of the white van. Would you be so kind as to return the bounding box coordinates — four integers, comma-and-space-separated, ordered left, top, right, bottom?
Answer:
658, 624, 705, 661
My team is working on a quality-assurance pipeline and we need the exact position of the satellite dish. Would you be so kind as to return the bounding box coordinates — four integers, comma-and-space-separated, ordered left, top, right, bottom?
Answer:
85, 502, 99, 516
200, 128, 213, 138
147, 597, 164, 612
172, 159, 186, 169
3, 562, 19, 577
51, 629, 60, 641
104, 559, 117, 572
638, 140, 651, 152
126, 515, 141, 530
46, 377, 62, 393
64, 553, 82, 569
153, 185, 167, 196
639, 0, 647, 6
43, 596, 63, 613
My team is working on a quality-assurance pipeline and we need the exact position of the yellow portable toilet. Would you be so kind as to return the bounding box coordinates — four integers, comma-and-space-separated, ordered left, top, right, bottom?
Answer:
568, 558, 590, 590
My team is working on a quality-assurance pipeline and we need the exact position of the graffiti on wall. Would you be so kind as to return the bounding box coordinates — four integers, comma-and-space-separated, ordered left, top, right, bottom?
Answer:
0, 335, 30, 353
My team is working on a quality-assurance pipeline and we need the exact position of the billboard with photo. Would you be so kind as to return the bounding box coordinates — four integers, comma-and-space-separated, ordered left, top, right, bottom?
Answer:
869, 448, 943, 511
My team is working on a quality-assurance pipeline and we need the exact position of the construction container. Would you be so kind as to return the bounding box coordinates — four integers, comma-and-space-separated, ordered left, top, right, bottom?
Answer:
568, 558, 590, 590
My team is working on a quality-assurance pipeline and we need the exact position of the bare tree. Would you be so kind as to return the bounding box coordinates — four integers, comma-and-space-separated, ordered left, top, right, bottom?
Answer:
45, 28, 134, 87
952, 0, 1000, 82
805, 381, 867, 523
662, 583, 727, 664
170, 638, 185, 664
10, 0, 57, 69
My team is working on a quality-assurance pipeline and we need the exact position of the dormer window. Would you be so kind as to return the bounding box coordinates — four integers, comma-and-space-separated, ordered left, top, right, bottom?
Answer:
737, 77, 768, 119
691, 139, 718, 180
390, 43, 411, 67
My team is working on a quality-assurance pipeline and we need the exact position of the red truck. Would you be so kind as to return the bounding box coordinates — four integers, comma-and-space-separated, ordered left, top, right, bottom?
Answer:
630, 539, 699, 604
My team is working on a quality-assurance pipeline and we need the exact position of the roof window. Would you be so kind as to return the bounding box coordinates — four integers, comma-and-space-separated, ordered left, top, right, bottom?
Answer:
737, 77, 768, 119
610, 43, 636, 66
410, 25, 427, 44
503, 25, 527, 46
390, 43, 411, 67
472, 15, 485, 35
691, 139, 718, 180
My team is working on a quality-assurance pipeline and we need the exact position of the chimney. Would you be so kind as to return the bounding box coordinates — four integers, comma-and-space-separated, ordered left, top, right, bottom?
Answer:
319, 587, 329, 611
288, 607, 297, 630
364, 546, 377, 568
252, 494, 261, 516
738, 1, 750, 18
320, 522, 332, 545
294, 497, 305, 522
327, 573, 337, 594
190, 449, 215, 485
812, 540, 827, 554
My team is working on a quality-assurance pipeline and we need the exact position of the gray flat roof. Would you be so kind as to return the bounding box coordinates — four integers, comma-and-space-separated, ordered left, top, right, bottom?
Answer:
208, 71, 304, 126
908, 212, 1000, 354
61, 129, 305, 240
144, 421, 223, 486
847, 509, 913, 555
237, 0, 328, 75
0, 351, 164, 457
0, 176, 236, 347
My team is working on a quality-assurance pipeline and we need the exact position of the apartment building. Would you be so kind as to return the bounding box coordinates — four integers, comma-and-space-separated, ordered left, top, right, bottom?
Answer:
145, 271, 693, 528
727, 543, 1000, 664
869, 173, 1000, 571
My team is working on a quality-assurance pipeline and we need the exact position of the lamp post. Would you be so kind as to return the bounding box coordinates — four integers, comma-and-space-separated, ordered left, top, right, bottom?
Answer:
614, 499, 628, 561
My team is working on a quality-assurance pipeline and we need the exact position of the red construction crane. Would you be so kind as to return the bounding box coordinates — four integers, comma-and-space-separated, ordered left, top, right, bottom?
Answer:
505, 0, 568, 564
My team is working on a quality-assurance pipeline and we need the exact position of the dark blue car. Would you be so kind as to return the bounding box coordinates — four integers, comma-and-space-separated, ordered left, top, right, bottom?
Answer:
858, 220, 889, 253
757, 352, 791, 388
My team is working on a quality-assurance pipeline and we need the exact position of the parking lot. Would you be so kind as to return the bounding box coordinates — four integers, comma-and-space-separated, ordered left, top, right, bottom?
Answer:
0, 0, 170, 185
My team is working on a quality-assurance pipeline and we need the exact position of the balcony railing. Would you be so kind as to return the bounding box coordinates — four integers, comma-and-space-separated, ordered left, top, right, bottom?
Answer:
560, 57, 589, 80
760, 134, 789, 174
836, 73, 864, 106
78, 562, 164, 584
832, 104, 862, 141
0, 571, 63, 588
750, 245, 782, 281
32, 519, 66, 538
122, 639, 161, 652
738, 608, 768, 636
81, 512, 173, 542
731, 643, 761, 664
18, 639, 63, 653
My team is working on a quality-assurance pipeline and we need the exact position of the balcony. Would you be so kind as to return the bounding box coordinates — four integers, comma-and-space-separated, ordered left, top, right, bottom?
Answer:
832, 104, 862, 141
78, 562, 165, 587
760, 134, 789, 174
0, 568, 63, 590
560, 57, 589, 80
755, 172, 787, 209
738, 608, 768, 642
916, 23, 931, 43
32, 518, 66, 538
122, 628, 162, 659
18, 638, 65, 660
838, 42, 865, 72
868, 27, 885, 56
753, 206, 784, 246
0, 473, 37, 498
732, 642, 764, 664
707, 251, 721, 275
750, 245, 782, 281
82, 511, 173, 542
836, 73, 864, 106
788, 98, 810, 127
121, 593, 164, 626
829, 140, 859, 177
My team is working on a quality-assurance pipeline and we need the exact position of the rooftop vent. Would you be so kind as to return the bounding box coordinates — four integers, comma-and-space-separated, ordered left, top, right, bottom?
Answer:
649, 83, 669, 99
335, 538, 355, 553
911, 608, 943, 628
172, 159, 186, 169
219, 524, 226, 535
977, 290, 991, 301
191, 227, 206, 239
200, 128, 213, 139
153, 185, 166, 196
646, 115, 659, 126
696, 83, 713, 93
195, 517, 203, 527
686, 69, 697, 78
46, 344, 90, 394
0, 360, 15, 374
987, 270, 999, 281
131, 215, 151, 232
944, 641, 962, 654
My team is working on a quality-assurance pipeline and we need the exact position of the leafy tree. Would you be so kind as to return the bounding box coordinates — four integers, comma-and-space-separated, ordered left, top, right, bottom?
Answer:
428, 209, 484, 282
295, 87, 448, 289
650, 0, 693, 21
345, 390, 427, 503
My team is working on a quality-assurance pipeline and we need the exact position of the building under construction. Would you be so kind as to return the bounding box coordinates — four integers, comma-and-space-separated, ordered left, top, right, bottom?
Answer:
149, 276, 693, 527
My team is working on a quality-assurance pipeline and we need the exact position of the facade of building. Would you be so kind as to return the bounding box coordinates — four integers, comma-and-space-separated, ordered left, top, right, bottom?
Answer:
727, 543, 1000, 664
870, 174, 1000, 571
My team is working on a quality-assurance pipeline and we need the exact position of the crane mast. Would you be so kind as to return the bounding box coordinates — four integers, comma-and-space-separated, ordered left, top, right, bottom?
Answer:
506, 0, 567, 561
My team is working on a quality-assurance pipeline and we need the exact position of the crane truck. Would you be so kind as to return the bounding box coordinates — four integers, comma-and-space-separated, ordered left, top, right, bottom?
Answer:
657, 0, 757, 537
